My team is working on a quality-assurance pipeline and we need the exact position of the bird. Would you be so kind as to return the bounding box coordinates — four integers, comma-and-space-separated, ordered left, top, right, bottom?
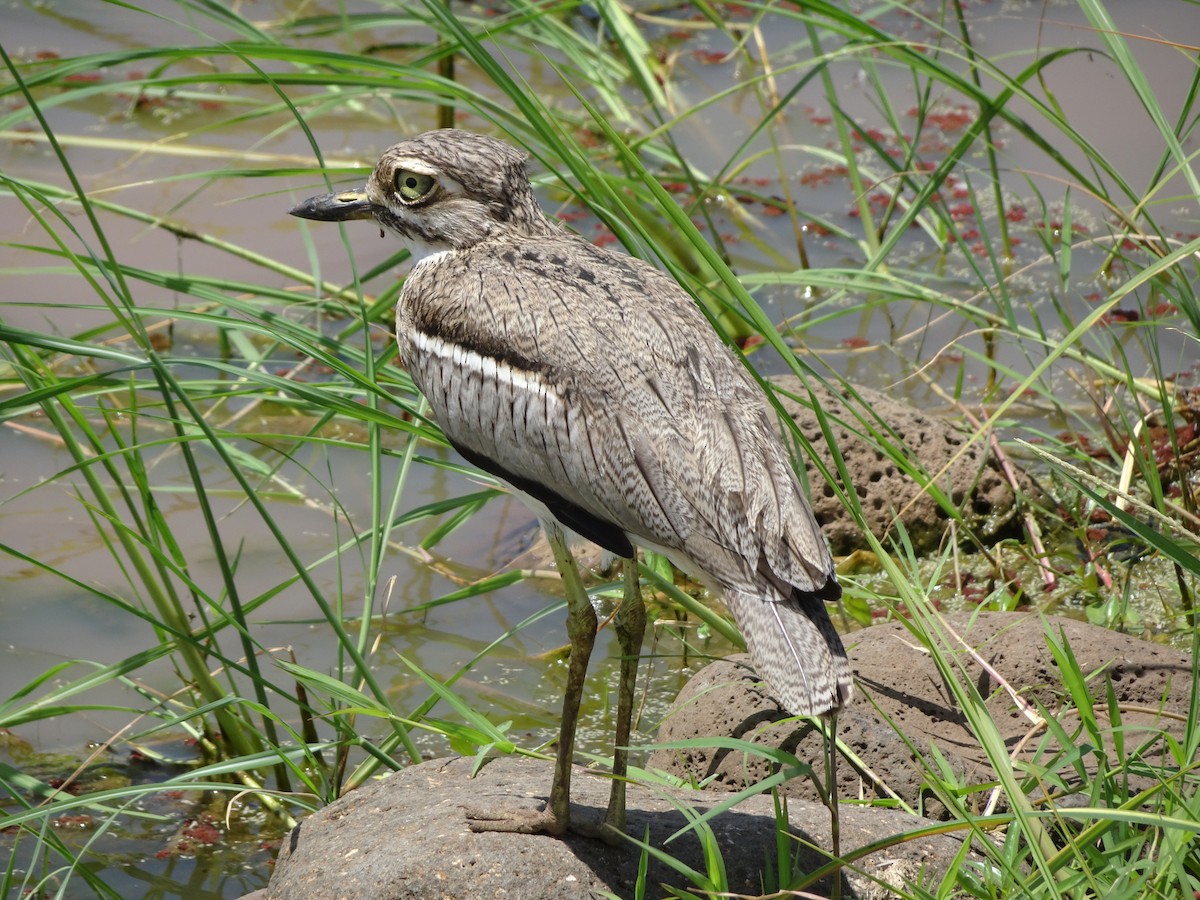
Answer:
290, 128, 853, 838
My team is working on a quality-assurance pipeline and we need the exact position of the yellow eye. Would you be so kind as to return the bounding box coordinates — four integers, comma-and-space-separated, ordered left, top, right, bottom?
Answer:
394, 169, 435, 202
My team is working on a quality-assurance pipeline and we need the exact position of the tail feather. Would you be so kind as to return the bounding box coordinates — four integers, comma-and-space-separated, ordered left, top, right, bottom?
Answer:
725, 582, 852, 717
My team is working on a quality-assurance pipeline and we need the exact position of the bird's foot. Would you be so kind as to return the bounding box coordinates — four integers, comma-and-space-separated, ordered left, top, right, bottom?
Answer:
464, 805, 568, 836
585, 818, 625, 846
465, 806, 623, 844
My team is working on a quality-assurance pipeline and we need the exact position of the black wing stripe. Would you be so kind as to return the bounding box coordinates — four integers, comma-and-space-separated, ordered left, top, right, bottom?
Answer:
448, 438, 635, 559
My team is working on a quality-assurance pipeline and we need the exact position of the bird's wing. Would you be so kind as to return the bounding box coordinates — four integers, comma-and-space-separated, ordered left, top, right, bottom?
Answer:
398, 236, 834, 596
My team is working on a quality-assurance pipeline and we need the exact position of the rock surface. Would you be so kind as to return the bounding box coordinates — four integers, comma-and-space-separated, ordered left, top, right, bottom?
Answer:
649, 612, 1193, 818
252, 613, 1188, 899
261, 755, 976, 900
770, 376, 1029, 553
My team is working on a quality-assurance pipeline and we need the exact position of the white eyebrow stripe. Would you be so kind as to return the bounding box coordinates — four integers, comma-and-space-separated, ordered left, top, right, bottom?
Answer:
390, 156, 439, 176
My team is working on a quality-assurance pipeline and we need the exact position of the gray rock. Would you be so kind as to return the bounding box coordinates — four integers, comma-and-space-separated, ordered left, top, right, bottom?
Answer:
771, 376, 1029, 553
262, 756, 977, 899
255, 614, 1187, 899
649, 612, 1193, 818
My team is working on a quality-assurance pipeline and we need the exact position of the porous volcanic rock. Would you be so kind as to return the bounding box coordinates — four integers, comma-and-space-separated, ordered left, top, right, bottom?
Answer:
259, 756, 977, 900
649, 612, 1192, 818
770, 376, 1029, 553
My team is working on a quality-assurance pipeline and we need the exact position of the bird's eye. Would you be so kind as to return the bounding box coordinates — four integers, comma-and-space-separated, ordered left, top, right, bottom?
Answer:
394, 169, 435, 203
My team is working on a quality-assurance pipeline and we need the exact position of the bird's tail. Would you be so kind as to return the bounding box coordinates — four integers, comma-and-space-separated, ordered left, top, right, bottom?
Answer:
724, 581, 852, 717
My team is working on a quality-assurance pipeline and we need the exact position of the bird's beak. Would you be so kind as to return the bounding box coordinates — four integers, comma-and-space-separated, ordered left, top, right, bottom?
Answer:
289, 189, 376, 222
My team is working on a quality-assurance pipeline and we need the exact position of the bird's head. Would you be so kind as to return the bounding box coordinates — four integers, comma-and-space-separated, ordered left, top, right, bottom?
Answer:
289, 129, 556, 256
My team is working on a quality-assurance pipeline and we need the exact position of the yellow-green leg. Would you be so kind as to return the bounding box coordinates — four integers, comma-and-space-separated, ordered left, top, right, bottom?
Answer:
466, 524, 597, 836
602, 558, 646, 835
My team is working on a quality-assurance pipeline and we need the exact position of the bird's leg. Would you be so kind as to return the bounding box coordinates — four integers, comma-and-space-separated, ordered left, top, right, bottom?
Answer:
544, 529, 599, 830
602, 557, 646, 836
466, 525, 597, 836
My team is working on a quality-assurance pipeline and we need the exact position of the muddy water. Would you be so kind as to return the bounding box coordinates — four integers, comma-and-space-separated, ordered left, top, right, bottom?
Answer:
1, 1, 1196, 895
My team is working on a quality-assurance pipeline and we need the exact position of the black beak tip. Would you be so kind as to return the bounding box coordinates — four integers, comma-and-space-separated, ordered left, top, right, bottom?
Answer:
288, 190, 374, 222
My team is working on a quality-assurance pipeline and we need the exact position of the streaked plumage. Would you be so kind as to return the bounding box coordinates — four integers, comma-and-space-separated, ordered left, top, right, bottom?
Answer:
291, 129, 853, 834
